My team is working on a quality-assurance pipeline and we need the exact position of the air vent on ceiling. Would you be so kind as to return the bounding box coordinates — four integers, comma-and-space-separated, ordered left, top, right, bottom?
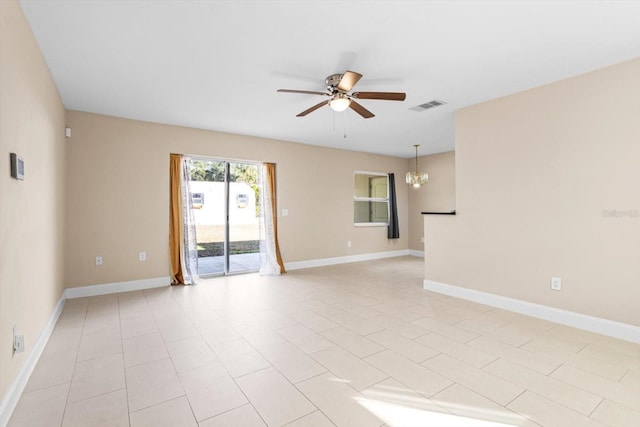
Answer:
410, 100, 447, 112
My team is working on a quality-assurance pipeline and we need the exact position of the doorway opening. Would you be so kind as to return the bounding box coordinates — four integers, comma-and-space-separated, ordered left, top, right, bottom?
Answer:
189, 158, 261, 276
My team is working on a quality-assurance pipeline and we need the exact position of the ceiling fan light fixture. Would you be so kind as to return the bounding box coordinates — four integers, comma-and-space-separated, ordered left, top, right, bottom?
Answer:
406, 144, 428, 188
329, 93, 351, 112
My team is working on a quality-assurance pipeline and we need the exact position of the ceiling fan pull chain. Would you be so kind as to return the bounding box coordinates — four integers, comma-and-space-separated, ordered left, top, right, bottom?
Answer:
343, 114, 347, 139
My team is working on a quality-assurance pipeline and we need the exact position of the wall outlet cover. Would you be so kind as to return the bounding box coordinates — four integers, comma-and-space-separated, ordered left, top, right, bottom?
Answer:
13, 325, 25, 353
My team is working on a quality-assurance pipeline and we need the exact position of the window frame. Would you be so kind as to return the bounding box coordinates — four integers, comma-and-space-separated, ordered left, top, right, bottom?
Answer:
353, 170, 390, 227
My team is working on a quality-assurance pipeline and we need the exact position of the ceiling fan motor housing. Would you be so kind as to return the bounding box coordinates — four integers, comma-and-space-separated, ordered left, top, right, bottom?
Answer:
325, 74, 344, 91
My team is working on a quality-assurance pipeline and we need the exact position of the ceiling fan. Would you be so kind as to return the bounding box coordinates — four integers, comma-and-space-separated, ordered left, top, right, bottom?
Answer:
277, 70, 406, 119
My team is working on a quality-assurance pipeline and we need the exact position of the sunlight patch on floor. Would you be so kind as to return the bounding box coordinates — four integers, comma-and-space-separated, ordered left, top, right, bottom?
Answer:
357, 398, 517, 427
356, 385, 524, 427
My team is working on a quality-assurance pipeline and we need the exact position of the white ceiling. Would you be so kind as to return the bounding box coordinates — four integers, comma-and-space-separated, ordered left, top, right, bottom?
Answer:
19, 0, 640, 158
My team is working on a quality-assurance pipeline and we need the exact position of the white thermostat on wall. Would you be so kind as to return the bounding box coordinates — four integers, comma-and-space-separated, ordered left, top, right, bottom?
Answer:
10, 153, 24, 180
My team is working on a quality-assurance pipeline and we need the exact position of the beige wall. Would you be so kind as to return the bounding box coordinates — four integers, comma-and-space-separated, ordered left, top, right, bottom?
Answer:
408, 152, 456, 251
425, 58, 640, 326
64, 111, 409, 288
0, 0, 66, 399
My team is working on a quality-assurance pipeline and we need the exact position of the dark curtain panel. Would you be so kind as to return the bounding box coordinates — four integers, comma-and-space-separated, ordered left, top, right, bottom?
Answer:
388, 173, 399, 239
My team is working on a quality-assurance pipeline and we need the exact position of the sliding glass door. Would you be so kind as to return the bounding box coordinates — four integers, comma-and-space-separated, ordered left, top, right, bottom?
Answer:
227, 162, 260, 274
189, 159, 260, 276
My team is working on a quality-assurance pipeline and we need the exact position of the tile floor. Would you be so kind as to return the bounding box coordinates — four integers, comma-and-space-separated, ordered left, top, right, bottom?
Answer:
8, 257, 640, 427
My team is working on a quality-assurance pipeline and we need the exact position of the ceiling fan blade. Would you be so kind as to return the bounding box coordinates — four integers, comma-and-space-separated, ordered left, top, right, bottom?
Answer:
278, 89, 328, 96
352, 92, 406, 101
337, 70, 363, 92
349, 100, 375, 119
296, 101, 328, 117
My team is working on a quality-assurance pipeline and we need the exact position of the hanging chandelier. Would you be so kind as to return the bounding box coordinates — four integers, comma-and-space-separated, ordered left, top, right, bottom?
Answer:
406, 144, 428, 188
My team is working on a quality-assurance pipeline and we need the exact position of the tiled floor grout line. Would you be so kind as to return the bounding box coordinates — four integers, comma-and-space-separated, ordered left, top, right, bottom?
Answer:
587, 396, 606, 418
503, 388, 527, 408
546, 362, 564, 377
618, 368, 630, 384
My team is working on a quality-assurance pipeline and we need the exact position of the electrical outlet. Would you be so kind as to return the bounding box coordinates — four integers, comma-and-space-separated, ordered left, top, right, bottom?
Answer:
95, 256, 103, 266
551, 277, 562, 291
139, 251, 146, 261
347, 241, 352, 248
421, 237, 425, 243
13, 325, 24, 353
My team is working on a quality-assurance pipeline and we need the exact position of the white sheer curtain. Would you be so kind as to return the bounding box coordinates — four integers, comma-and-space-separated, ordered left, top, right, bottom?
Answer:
180, 157, 199, 284
259, 164, 281, 275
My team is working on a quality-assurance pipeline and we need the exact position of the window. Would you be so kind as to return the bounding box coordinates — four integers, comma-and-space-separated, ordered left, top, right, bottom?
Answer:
354, 171, 389, 226
191, 193, 204, 209
236, 193, 248, 208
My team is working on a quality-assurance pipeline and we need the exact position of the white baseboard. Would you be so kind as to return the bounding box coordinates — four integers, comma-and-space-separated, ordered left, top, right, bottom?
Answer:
285, 250, 410, 271
0, 296, 65, 427
65, 276, 170, 299
423, 279, 640, 344
409, 250, 424, 258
